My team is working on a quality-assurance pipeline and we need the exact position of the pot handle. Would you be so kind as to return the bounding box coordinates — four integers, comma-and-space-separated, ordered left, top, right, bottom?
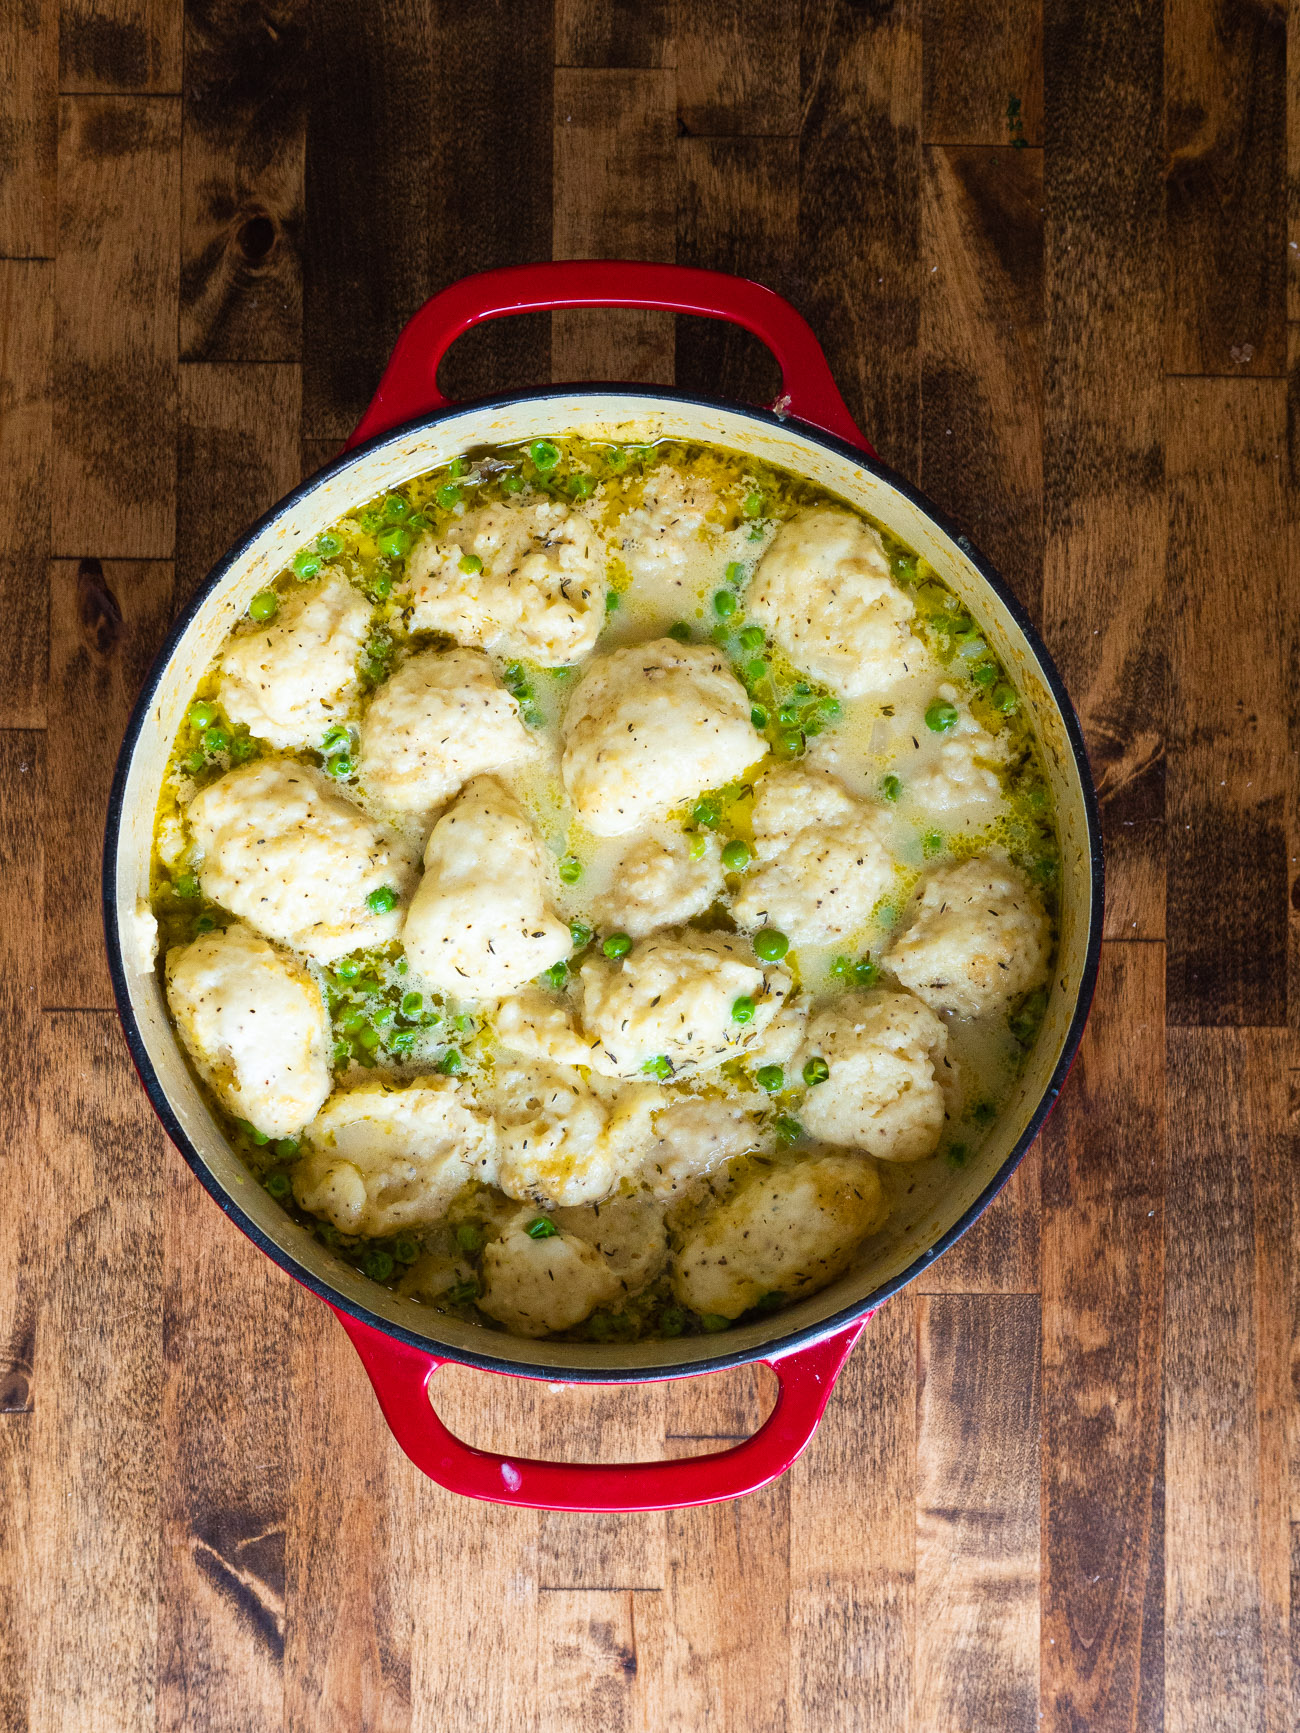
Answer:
330, 1305, 867, 1512
345, 261, 874, 456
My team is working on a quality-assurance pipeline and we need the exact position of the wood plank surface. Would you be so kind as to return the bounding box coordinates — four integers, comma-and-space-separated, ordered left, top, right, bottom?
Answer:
4, 4, 1298, 1730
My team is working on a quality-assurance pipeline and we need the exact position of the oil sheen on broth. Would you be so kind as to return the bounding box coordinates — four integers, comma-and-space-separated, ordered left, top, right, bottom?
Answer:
147, 437, 1059, 1343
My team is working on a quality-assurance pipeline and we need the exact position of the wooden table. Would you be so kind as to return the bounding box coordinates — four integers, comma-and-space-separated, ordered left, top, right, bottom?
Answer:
1, 2, 1295, 1728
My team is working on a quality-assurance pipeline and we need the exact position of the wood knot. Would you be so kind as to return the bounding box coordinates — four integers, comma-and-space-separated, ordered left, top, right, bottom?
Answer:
237, 213, 277, 264
0, 1369, 32, 1413
77, 557, 122, 655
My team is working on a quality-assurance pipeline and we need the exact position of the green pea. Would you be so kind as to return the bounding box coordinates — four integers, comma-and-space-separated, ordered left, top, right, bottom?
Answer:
854, 958, 879, 988
558, 856, 582, 885
972, 661, 998, 688
818, 696, 842, 723
881, 773, 902, 801
946, 1143, 969, 1169
701, 1313, 731, 1332
725, 561, 745, 585
925, 699, 959, 733
293, 550, 321, 579
606, 446, 627, 470
540, 961, 568, 991
526, 1216, 557, 1240
355, 1025, 380, 1053
453, 1014, 471, 1033
668, 621, 693, 643
449, 456, 467, 478
439, 1048, 463, 1075
569, 473, 594, 499
602, 932, 632, 960
830, 955, 855, 980
756, 1064, 784, 1093
400, 991, 423, 1019
174, 873, 199, 901
721, 839, 750, 873
388, 1028, 417, 1058
274, 1137, 298, 1160
778, 702, 799, 726
237, 1119, 270, 1146
335, 957, 360, 981
316, 532, 342, 557
643, 1055, 673, 1080
750, 705, 768, 729
972, 1100, 997, 1125
550, 665, 577, 681
365, 1250, 395, 1281
331, 1039, 350, 1067
738, 626, 765, 653
922, 829, 943, 857
530, 440, 560, 472
199, 726, 228, 755
455, 1222, 483, 1254
753, 929, 789, 962
384, 494, 410, 519
604, 590, 620, 613
229, 735, 257, 763
370, 572, 393, 600
744, 659, 769, 687
367, 885, 398, 914
731, 995, 755, 1024
779, 730, 803, 755
194, 913, 216, 933
378, 527, 412, 559
802, 1056, 830, 1087
713, 589, 738, 619
659, 1306, 685, 1338
188, 700, 217, 730
265, 1171, 291, 1199
395, 957, 409, 974
321, 724, 350, 754
248, 590, 278, 623
436, 483, 462, 510
446, 1280, 479, 1304
522, 706, 545, 729
327, 754, 354, 778
587, 1313, 613, 1341
688, 832, 708, 861
459, 553, 483, 575
370, 1004, 395, 1031
774, 1115, 804, 1145
570, 920, 593, 950
691, 797, 720, 829
359, 510, 382, 533
992, 682, 1019, 714
501, 473, 524, 494
742, 491, 764, 518
394, 1235, 420, 1264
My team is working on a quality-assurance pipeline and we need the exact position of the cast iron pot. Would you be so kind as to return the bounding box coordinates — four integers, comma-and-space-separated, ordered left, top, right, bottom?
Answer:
104, 262, 1103, 1513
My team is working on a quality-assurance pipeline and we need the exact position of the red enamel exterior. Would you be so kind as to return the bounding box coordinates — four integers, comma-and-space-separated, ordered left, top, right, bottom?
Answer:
334, 260, 878, 1511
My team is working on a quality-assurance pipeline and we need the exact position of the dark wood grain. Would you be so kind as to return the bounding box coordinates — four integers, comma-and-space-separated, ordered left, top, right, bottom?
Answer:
59, 0, 182, 92
915, 1148, 1040, 1295
552, 68, 677, 384
915, 1295, 1041, 1731
0, 0, 57, 255
179, 0, 306, 362
1041, 0, 1167, 944
176, 363, 302, 611
1165, 1029, 1295, 1730
44, 559, 173, 1010
30, 1014, 167, 1729
789, 1298, 914, 1730
1166, 379, 1291, 1027
676, 137, 797, 407
0, 260, 52, 727
800, 0, 922, 472
1164, 0, 1287, 376
555, 0, 673, 69
53, 95, 180, 559
923, 0, 1042, 145
1041, 942, 1165, 1732
677, 0, 798, 138
921, 144, 1043, 619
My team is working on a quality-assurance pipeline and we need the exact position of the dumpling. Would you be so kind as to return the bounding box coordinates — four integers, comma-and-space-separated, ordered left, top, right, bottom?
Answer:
187, 759, 414, 962
478, 1209, 623, 1336
732, 764, 897, 946
494, 987, 596, 1068
358, 647, 538, 816
639, 1094, 766, 1199
616, 468, 717, 586
551, 1193, 669, 1296
794, 990, 954, 1160
746, 508, 918, 698
293, 1077, 497, 1236
407, 497, 607, 666
166, 923, 333, 1139
578, 928, 791, 1080
885, 854, 1050, 1018
401, 776, 570, 997
561, 640, 767, 837
490, 1058, 660, 1208
589, 827, 724, 938
218, 574, 371, 749
672, 1152, 889, 1319
898, 683, 1008, 812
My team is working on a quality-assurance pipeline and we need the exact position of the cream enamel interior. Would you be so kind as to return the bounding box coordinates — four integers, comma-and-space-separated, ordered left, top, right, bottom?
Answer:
110, 393, 1096, 1375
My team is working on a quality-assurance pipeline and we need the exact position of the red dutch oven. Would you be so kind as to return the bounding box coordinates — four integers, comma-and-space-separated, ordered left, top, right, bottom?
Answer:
104, 263, 1103, 1512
